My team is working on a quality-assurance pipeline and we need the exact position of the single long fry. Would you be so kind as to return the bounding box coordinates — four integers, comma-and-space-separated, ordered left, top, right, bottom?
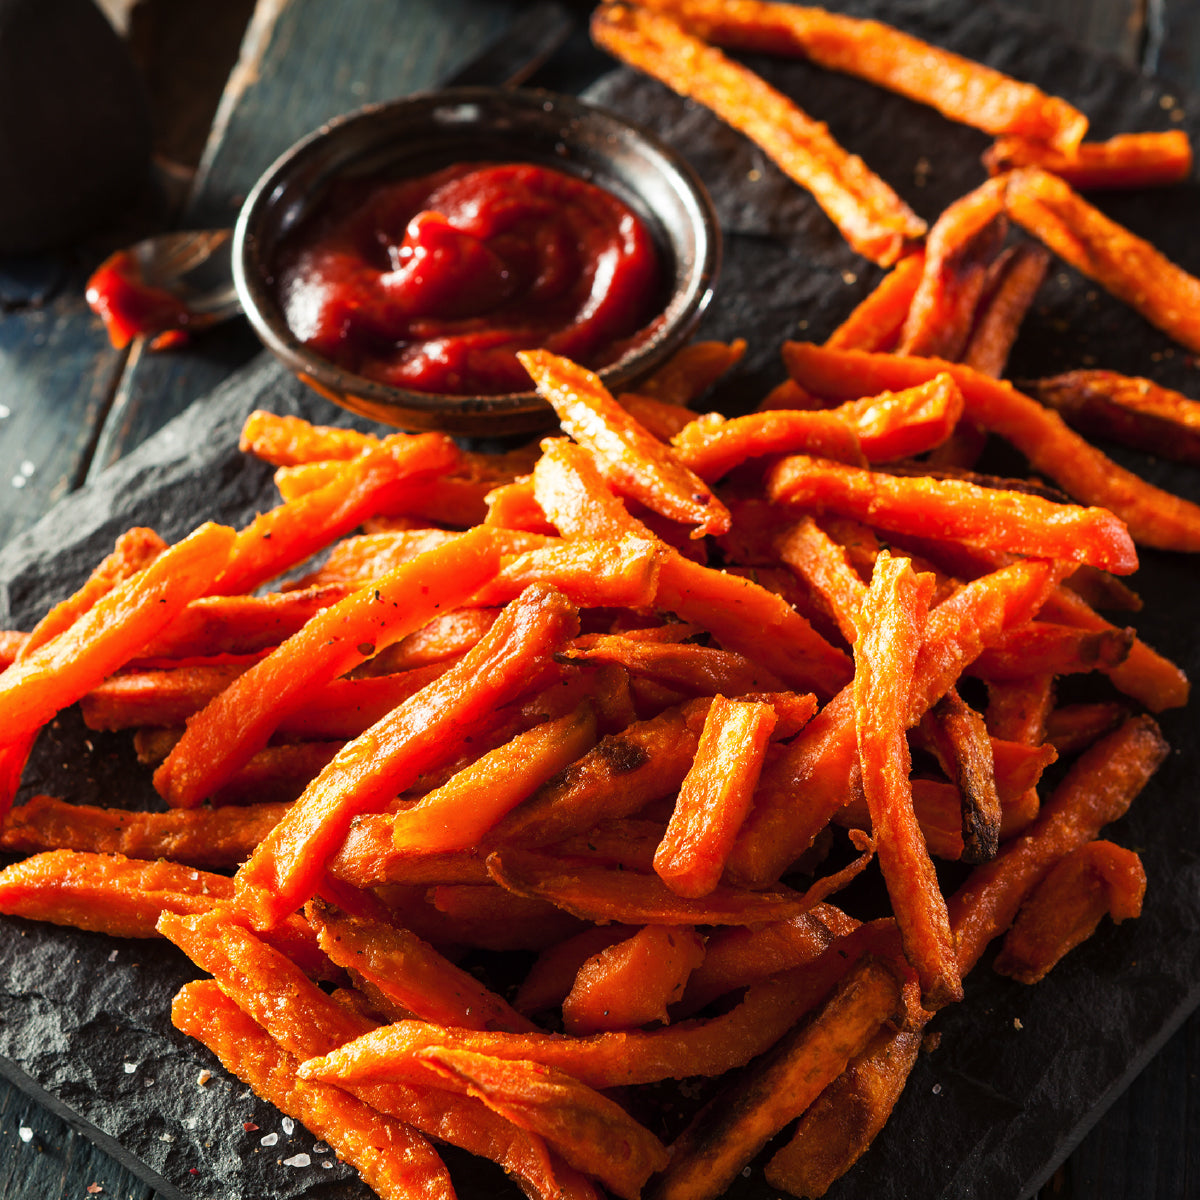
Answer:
960, 242, 1051, 378
782, 341, 1200, 551
825, 251, 925, 352
155, 524, 505, 808
1003, 166, 1200, 354
591, 3, 926, 265
637, 0, 1088, 149
519, 348, 730, 538
652, 957, 905, 1200
984, 130, 1193, 189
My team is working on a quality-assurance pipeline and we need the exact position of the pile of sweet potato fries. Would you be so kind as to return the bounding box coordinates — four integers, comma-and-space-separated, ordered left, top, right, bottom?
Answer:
1, 2, 1198, 1198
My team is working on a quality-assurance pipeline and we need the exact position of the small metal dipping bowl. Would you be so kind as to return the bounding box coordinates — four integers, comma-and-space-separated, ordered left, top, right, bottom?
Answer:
232, 86, 721, 437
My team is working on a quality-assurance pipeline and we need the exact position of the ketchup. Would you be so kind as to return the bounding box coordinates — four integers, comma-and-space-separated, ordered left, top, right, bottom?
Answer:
86, 250, 195, 351
272, 162, 664, 395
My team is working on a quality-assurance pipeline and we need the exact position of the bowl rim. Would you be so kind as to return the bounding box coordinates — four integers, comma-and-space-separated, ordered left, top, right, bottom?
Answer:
231, 85, 721, 432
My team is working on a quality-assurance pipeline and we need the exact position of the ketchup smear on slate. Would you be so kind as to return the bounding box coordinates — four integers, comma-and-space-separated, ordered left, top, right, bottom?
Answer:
271, 161, 665, 396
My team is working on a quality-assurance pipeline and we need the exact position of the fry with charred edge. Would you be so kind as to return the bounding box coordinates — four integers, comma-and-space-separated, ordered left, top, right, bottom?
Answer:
636, 0, 1088, 149
765, 1022, 922, 1198
0, 796, 291, 870
960, 242, 1051, 379
950, 715, 1168, 974
418, 1046, 668, 1200
650, 957, 905, 1200
162, 912, 587, 1200
898, 178, 1008, 360
562, 924, 706, 1033
1029, 370, 1200, 467
825, 251, 926, 352
776, 516, 866, 645
154, 524, 505, 809
171, 981, 457, 1200
781, 341, 1200, 552
211, 432, 459, 597
487, 839, 874, 927
968, 622, 1134, 681
234, 583, 579, 930
728, 557, 1066, 887
766, 454, 1138, 574
390, 704, 598, 853
983, 130, 1193, 189
306, 900, 537, 1032
0, 522, 233, 746
1003, 167, 1200, 355
853, 553, 960, 1008
654, 697, 777, 898
590, 4, 926, 266
993, 840, 1146, 984
519, 348, 730, 538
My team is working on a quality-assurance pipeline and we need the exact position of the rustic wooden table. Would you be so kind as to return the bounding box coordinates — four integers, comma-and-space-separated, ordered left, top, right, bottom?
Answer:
0, 1, 1196, 1197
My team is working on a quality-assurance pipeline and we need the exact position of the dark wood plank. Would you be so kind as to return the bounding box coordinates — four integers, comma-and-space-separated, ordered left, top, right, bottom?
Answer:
88, 0, 524, 476
998, 0, 1144, 65
1146, 0, 1200, 90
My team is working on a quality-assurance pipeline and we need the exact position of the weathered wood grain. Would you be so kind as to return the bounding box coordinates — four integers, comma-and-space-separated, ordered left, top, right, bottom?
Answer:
1000, 0, 1145, 66
1147, 0, 1200, 90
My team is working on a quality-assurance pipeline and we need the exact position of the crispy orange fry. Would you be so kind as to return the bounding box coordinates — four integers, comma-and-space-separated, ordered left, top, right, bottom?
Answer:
654, 696, 777, 897
520, 348, 730, 538
0, 795, 290, 870
1029, 369, 1200, 466
1003, 166, 1200, 354
834, 374, 965, 462
652, 957, 905, 1200
960, 242, 1051, 378
239, 409, 376, 465
171, 981, 456, 1200
984, 130, 1193, 189
391, 703, 598, 852
307, 900, 537, 1032
776, 515, 865, 645
591, 3, 926, 266
968, 621, 1134, 681
825, 251, 926, 352
993, 840, 1146, 983
853, 553, 960, 1007
767, 454, 1138, 574
782, 341, 1200, 551
515, 925, 640, 1017
154, 524, 505, 808
1045, 701, 1128, 756
562, 923, 706, 1033
235, 583, 579, 929
637, 0, 1088, 149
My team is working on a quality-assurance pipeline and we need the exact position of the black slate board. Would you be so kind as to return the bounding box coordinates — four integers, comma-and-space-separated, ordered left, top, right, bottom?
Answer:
1, 1, 1198, 1198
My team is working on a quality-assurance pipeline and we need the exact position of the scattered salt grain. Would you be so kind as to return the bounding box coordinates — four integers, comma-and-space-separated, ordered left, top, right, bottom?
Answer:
932, 1083, 942, 1095
0, 404, 10, 419
312, 1142, 330, 1153
283, 1153, 311, 1168
123, 1062, 137, 1074
107, 950, 118, 962
322, 1161, 334, 1170
281, 1117, 295, 1135
18, 1126, 32, 1143
261, 1132, 279, 1147
197, 1070, 212, 1087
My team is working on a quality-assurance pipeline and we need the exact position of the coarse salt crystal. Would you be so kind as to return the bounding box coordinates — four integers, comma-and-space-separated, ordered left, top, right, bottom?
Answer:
20, 461, 34, 476
0, 404, 10, 418
18, 1126, 32, 1143
197, 1070, 212, 1087
281, 1117, 295, 1135
322, 1160, 334, 1169
312, 1142, 330, 1153
261, 1132, 279, 1147
123, 1062, 137, 1074
283, 1153, 311, 1168
107, 950, 118, 962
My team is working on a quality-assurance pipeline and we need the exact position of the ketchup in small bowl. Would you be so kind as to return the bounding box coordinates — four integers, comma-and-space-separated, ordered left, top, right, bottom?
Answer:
274, 160, 663, 397
234, 87, 719, 435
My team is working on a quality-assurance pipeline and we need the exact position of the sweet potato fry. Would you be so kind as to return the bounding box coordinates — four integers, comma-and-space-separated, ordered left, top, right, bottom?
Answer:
825, 251, 925, 352
1003, 166, 1200, 354
968, 621, 1134, 681
960, 242, 1051, 378
776, 515, 867, 645
0, 522, 234, 746
652, 957, 905, 1200
0, 795, 290, 869
391, 703, 598, 853
307, 900, 537, 1032
171, 980, 457, 1200
515, 925, 640, 1017
782, 341, 1200, 551
562, 923, 705, 1033
633, 339, 747, 407
853, 553, 960, 1007
637, 0, 1088, 149
234, 583, 579, 929
154, 524, 505, 808
419, 1045, 668, 1200
992, 840, 1146, 983
654, 696, 777, 897
897, 178, 1008, 360
239, 409, 376, 465
984, 130, 1193, 189
590, 3, 926, 266
834, 374, 965, 462
1045, 701, 1128, 756
950, 715, 1168, 974
767, 454, 1138, 573
520, 348, 730, 538
1029, 369, 1200, 466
